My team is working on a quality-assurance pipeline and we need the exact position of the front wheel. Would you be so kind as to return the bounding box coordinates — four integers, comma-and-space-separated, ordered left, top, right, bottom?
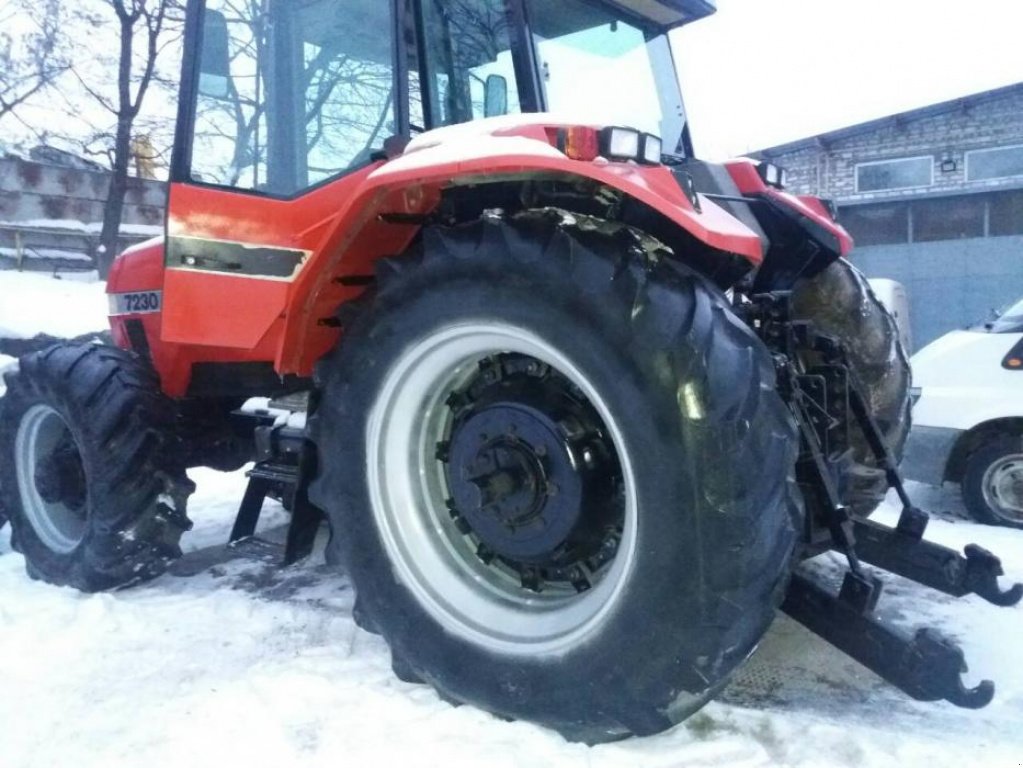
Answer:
311, 215, 801, 742
0, 344, 193, 590
962, 435, 1023, 529
792, 259, 912, 516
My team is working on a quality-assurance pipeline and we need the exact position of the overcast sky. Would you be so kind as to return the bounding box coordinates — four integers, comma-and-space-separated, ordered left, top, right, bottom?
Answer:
672, 0, 1023, 159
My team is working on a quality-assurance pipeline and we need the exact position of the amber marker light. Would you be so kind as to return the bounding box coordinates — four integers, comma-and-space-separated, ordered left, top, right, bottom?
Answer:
558, 126, 600, 162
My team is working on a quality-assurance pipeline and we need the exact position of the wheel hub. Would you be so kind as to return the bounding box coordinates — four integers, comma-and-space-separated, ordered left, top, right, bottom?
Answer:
985, 456, 1023, 518
34, 436, 87, 512
448, 404, 583, 564
442, 355, 622, 587
14, 404, 89, 554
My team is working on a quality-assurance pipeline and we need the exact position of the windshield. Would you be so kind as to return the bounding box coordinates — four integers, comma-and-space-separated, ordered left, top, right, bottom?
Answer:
526, 0, 687, 154
987, 297, 1023, 333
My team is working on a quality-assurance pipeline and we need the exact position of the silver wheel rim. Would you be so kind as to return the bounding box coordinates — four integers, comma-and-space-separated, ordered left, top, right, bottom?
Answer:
366, 322, 638, 655
982, 453, 1023, 522
15, 404, 88, 554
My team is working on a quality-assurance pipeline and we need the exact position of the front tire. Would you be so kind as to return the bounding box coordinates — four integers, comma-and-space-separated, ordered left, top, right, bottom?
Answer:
962, 435, 1023, 528
0, 344, 193, 591
792, 259, 912, 516
311, 215, 801, 742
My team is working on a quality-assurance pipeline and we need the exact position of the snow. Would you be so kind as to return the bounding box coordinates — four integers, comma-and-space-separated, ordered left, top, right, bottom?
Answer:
0, 270, 107, 340
0, 246, 93, 263
1, 477, 1020, 767
0, 271, 1022, 767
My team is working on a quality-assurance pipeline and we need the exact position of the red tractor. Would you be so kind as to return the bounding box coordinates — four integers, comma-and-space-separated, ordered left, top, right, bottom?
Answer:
1, 0, 1019, 742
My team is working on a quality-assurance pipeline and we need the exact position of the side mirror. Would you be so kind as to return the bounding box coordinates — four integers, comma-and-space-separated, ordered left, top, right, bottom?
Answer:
484, 74, 508, 118
198, 10, 231, 99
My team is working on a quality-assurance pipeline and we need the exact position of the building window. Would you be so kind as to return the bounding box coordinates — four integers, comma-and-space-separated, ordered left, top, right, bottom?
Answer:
840, 203, 910, 246
912, 196, 985, 242
855, 156, 933, 193
966, 145, 1023, 182
990, 190, 1023, 236
842, 190, 1023, 247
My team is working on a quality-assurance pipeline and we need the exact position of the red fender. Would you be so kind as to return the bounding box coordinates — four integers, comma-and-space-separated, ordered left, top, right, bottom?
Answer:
724, 159, 854, 256
278, 120, 764, 374
123, 117, 768, 395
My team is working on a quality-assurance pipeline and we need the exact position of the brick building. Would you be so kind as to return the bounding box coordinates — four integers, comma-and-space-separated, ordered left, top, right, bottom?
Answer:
755, 82, 1023, 349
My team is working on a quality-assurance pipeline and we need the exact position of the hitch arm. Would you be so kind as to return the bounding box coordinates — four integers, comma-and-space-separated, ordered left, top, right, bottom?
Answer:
851, 519, 1023, 607
783, 573, 994, 709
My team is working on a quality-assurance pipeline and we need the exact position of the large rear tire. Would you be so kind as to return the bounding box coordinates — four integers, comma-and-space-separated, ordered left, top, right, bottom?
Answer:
311, 214, 801, 742
792, 259, 912, 516
0, 344, 193, 591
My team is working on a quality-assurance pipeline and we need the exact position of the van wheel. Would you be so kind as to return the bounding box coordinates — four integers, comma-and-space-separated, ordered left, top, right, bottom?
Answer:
962, 435, 1023, 529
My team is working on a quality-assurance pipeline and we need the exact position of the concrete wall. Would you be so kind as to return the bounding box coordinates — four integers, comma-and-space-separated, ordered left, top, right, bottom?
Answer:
0, 155, 167, 267
851, 235, 1023, 351
0, 155, 166, 226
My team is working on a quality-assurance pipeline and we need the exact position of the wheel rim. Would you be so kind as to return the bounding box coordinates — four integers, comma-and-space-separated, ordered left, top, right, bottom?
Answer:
367, 323, 637, 655
981, 453, 1023, 523
15, 404, 88, 554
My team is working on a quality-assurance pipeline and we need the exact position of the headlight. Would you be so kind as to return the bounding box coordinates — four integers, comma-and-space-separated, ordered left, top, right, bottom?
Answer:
598, 127, 663, 165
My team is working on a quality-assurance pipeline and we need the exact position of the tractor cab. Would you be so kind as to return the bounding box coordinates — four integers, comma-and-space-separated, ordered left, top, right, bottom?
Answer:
181, 0, 714, 196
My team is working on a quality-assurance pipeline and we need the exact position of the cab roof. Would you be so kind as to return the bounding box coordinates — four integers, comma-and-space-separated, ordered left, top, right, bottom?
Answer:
608, 0, 717, 29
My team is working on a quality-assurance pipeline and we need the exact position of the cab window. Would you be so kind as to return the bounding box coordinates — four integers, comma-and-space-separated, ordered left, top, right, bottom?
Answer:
418, 0, 521, 127
190, 0, 396, 196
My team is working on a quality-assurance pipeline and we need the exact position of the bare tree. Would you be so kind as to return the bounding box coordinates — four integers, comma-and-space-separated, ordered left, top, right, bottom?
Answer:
0, 0, 68, 124
84, 0, 182, 276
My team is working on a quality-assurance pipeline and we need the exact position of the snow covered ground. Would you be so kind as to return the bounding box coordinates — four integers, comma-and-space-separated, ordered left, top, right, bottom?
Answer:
0, 269, 107, 396
0, 269, 106, 341
1, 272, 1022, 767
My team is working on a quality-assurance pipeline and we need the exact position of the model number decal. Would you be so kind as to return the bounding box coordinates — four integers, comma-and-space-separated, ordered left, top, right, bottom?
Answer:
110, 291, 162, 316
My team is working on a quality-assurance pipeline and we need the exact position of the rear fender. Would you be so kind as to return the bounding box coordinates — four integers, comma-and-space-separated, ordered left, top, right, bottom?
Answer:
279, 134, 766, 374
725, 159, 854, 291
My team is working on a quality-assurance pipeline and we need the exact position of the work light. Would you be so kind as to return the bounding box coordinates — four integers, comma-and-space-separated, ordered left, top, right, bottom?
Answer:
597, 127, 663, 165
641, 134, 663, 165
601, 127, 641, 161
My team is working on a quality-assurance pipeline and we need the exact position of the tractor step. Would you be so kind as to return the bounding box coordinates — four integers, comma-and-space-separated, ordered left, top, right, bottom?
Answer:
227, 400, 324, 566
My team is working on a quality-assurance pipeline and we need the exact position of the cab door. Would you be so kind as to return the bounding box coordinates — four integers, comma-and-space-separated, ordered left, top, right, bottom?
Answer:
164, 0, 402, 352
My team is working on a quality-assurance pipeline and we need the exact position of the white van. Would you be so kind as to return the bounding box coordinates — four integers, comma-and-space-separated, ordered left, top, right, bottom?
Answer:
902, 298, 1023, 528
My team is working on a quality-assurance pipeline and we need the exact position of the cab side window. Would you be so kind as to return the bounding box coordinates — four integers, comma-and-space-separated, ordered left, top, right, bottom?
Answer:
190, 0, 396, 196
